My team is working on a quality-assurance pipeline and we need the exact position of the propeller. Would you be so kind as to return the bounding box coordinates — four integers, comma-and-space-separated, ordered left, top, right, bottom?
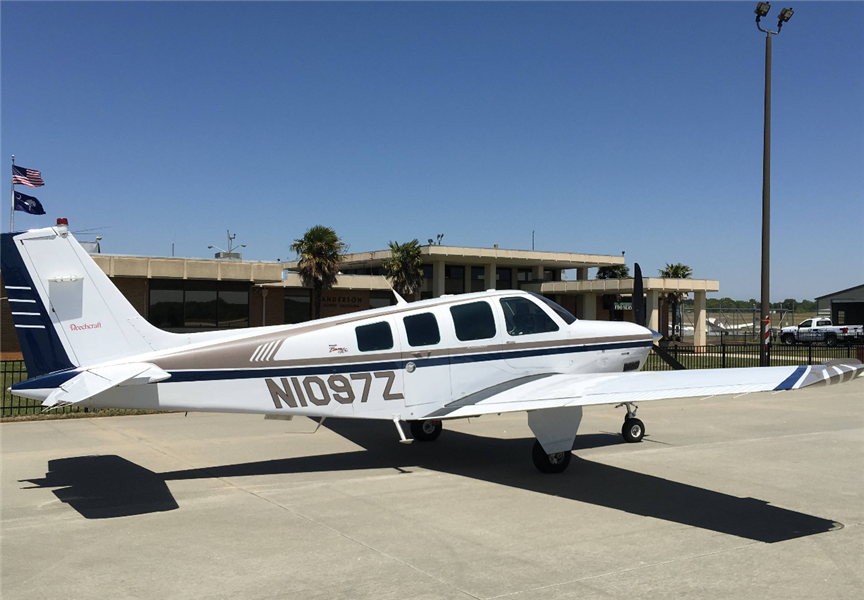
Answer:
633, 262, 646, 328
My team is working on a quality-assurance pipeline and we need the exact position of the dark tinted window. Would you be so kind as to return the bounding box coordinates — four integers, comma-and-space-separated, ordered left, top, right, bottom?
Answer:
356, 321, 394, 352
450, 302, 496, 341
149, 280, 184, 329
530, 292, 576, 325
217, 282, 249, 328
500, 297, 560, 336
285, 289, 311, 324
404, 313, 440, 347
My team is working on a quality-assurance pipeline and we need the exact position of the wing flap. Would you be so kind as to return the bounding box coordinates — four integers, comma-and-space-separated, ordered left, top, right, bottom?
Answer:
426, 361, 863, 419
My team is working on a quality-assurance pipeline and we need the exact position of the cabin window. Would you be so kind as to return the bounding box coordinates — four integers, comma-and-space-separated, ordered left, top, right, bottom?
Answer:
500, 297, 560, 336
450, 302, 496, 341
356, 321, 394, 352
531, 292, 577, 324
404, 313, 440, 347
800, 320, 812, 328
817, 320, 831, 326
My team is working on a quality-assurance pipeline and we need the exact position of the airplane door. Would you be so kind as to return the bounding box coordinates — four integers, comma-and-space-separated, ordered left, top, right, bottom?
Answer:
498, 295, 574, 374
446, 300, 511, 399
397, 311, 450, 408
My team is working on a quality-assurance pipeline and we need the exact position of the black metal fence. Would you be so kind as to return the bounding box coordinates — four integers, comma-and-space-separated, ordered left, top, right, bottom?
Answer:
644, 343, 864, 371
3, 344, 863, 417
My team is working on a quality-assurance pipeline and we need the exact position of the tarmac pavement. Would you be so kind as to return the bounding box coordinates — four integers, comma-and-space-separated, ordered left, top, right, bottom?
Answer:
2, 377, 863, 599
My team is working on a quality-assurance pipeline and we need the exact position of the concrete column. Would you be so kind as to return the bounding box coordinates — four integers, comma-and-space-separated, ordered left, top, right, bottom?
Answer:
432, 261, 445, 298
484, 262, 496, 291
463, 265, 472, 294
532, 265, 544, 282
583, 292, 597, 320
694, 291, 707, 347
576, 268, 588, 281
646, 290, 660, 332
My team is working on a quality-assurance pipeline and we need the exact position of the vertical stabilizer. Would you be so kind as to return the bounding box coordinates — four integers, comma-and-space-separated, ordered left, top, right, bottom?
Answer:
1, 222, 182, 376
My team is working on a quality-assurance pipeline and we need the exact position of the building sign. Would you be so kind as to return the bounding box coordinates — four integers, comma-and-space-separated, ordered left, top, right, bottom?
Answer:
321, 290, 370, 318
613, 302, 632, 311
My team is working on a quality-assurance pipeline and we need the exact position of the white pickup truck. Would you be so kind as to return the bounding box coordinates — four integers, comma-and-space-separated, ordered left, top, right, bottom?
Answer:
780, 318, 864, 346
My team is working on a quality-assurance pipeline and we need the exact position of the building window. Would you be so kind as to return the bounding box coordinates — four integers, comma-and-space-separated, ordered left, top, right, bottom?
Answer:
516, 268, 533, 283
370, 290, 395, 309
500, 297, 559, 336
470, 266, 486, 293
496, 268, 511, 290
420, 264, 433, 295
149, 279, 250, 331
356, 321, 394, 352
404, 313, 440, 347
450, 301, 496, 341
285, 289, 312, 324
445, 265, 465, 294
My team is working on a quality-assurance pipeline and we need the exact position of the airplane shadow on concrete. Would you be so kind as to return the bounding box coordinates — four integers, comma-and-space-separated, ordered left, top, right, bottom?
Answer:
23, 419, 842, 543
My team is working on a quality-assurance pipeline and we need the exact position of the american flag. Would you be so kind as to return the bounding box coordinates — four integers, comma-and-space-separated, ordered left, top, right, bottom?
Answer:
12, 165, 45, 187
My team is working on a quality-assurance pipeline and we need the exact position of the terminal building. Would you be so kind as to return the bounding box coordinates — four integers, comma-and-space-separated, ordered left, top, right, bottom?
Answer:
0, 242, 719, 360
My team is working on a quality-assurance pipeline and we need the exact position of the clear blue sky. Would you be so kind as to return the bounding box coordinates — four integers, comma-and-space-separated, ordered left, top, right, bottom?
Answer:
2, 1, 862, 301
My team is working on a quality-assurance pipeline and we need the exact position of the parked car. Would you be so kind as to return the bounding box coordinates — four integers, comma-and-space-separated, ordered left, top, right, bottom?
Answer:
780, 318, 864, 346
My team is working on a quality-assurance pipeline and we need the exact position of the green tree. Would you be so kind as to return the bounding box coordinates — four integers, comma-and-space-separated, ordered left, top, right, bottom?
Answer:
595, 265, 630, 279
290, 225, 345, 319
382, 239, 423, 299
658, 263, 693, 340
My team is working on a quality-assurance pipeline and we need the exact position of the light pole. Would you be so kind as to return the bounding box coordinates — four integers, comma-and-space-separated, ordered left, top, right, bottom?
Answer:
754, 2, 794, 366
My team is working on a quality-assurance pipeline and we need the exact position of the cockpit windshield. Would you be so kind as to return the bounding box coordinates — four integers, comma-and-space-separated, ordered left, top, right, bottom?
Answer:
527, 292, 576, 324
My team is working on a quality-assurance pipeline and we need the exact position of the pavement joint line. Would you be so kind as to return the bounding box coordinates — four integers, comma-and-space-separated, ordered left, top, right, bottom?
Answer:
192, 466, 483, 600
484, 540, 762, 600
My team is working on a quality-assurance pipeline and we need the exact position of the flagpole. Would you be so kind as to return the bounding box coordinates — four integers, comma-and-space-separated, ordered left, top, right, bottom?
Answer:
10, 155, 15, 232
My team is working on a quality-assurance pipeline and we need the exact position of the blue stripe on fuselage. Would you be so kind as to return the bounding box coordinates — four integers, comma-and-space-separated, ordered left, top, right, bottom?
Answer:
165, 340, 652, 383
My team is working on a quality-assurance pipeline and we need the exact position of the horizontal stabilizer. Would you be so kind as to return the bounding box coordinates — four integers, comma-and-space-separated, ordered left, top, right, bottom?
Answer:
42, 363, 170, 408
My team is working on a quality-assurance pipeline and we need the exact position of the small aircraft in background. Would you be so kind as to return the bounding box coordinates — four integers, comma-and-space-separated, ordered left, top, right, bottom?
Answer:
3, 220, 862, 472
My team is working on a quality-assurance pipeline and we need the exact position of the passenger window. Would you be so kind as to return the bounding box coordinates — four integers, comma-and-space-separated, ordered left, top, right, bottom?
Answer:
404, 313, 440, 347
450, 302, 496, 341
500, 297, 560, 336
355, 321, 393, 352
799, 320, 812, 328
817, 320, 831, 326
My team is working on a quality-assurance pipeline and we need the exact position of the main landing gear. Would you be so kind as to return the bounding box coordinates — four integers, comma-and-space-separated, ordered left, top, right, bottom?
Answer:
617, 402, 645, 443
410, 419, 443, 442
531, 440, 571, 473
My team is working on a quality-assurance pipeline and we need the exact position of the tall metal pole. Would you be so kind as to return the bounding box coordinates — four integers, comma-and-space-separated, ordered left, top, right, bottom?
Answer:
10, 155, 15, 232
760, 33, 772, 366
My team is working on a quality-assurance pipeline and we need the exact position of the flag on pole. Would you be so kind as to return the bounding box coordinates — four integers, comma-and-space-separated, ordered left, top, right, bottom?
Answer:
12, 165, 45, 187
13, 191, 46, 215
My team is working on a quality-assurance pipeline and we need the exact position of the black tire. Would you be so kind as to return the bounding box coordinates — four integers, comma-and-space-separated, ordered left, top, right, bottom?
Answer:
622, 418, 645, 443
409, 419, 442, 442
531, 440, 571, 473
782, 334, 795, 346
825, 335, 837, 347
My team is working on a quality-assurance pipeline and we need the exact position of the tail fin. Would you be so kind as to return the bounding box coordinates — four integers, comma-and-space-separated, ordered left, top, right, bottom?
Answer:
1, 222, 181, 377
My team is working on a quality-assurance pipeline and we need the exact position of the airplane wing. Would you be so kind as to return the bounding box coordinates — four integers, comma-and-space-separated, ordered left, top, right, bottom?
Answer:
423, 361, 864, 420
41, 363, 171, 408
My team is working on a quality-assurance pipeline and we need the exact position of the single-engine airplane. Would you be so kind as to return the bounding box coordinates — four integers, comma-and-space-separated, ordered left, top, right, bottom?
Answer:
3, 221, 862, 472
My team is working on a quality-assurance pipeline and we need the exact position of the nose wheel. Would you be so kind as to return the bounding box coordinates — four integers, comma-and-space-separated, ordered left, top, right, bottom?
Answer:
616, 402, 645, 443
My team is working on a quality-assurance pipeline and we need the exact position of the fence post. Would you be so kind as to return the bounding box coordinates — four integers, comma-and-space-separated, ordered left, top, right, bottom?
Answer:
808, 344, 812, 366
722, 343, 726, 369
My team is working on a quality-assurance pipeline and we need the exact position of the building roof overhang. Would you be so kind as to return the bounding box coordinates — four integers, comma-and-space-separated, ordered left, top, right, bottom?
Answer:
527, 278, 720, 295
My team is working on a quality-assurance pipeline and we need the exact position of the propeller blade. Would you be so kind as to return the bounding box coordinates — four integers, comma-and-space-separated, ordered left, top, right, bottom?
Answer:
633, 262, 646, 327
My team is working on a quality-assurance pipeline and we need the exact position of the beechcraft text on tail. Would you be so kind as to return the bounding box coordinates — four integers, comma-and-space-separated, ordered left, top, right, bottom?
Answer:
3, 220, 862, 473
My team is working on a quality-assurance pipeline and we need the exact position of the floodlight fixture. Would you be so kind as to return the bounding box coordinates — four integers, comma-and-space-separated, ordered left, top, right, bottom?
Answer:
778, 7, 794, 22
755, 2, 771, 19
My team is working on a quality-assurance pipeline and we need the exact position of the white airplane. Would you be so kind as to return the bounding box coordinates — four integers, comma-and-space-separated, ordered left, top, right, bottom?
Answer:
4, 221, 863, 473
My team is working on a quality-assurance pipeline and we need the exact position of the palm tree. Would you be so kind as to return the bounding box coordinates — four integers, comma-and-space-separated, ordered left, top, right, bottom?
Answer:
595, 265, 630, 279
290, 225, 345, 319
382, 239, 423, 299
658, 263, 693, 340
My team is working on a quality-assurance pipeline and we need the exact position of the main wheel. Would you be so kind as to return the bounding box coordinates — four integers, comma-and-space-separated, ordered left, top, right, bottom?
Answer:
622, 418, 645, 443
825, 335, 837, 347
410, 419, 442, 442
782, 334, 795, 345
531, 440, 571, 473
